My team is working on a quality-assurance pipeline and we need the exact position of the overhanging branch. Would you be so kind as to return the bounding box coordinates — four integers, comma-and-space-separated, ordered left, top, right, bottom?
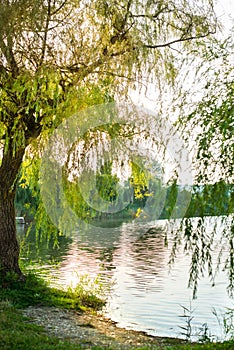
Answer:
143, 30, 216, 49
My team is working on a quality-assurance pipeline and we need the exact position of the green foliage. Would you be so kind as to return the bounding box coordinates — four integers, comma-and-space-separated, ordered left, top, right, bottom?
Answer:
0, 0, 221, 279
188, 79, 233, 184
68, 274, 107, 310
178, 37, 234, 184
160, 181, 178, 218
178, 304, 195, 342
0, 272, 105, 311
16, 158, 232, 232
130, 161, 150, 201
19, 225, 72, 269
186, 182, 233, 218
173, 37, 234, 298
212, 307, 234, 341
0, 70, 62, 156
96, 162, 119, 203
62, 155, 165, 223
0, 0, 218, 160
13, 84, 115, 232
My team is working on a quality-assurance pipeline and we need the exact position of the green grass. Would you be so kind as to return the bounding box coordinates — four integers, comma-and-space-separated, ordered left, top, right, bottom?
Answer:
0, 301, 105, 350
1, 300, 233, 350
0, 273, 234, 350
0, 273, 109, 350
0, 272, 105, 310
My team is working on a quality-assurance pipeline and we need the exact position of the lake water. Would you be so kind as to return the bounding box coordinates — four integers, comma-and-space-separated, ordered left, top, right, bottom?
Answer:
18, 215, 234, 342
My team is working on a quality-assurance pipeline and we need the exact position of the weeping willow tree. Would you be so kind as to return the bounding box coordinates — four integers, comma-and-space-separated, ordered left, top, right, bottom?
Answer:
0, 0, 218, 279
173, 36, 234, 297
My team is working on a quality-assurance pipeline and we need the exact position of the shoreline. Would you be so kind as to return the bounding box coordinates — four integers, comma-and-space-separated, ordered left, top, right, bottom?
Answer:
23, 305, 186, 349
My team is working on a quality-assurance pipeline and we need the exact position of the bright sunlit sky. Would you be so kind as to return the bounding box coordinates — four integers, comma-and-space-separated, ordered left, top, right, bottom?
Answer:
127, 0, 233, 185
215, 0, 233, 34
129, 0, 234, 112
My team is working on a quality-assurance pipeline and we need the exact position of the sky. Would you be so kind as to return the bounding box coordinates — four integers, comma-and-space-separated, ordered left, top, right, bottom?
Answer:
130, 0, 234, 111
214, 0, 234, 34
128, 0, 234, 185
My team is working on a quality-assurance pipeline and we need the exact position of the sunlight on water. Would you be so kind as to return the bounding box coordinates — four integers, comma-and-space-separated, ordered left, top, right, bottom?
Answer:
19, 216, 234, 341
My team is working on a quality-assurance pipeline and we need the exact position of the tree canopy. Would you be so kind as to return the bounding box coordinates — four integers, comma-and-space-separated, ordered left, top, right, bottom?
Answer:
0, 0, 218, 144
171, 34, 234, 297
0, 0, 222, 280
177, 36, 234, 184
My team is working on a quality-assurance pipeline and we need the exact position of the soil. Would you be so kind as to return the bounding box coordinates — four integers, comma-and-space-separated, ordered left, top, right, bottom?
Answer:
23, 306, 185, 349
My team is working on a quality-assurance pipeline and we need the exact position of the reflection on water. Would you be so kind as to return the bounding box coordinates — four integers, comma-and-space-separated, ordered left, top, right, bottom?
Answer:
19, 216, 234, 341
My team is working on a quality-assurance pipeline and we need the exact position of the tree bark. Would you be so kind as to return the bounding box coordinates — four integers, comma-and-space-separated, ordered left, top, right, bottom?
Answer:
0, 190, 22, 277
0, 145, 25, 280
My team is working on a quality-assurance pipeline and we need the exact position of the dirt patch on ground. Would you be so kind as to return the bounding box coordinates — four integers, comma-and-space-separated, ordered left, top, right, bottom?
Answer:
23, 306, 185, 349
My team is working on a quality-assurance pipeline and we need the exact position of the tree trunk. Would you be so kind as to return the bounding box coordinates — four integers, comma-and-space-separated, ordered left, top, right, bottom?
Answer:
0, 145, 25, 280
0, 190, 22, 277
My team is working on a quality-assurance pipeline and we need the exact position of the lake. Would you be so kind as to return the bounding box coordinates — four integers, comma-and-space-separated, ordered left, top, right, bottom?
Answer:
18, 215, 234, 342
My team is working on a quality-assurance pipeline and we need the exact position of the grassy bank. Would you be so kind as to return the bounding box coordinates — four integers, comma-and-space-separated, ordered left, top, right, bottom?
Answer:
0, 273, 234, 350
0, 301, 96, 350
0, 272, 105, 310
